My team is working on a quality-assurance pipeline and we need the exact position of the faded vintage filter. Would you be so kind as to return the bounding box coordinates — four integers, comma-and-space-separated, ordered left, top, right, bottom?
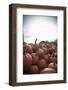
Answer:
23, 15, 57, 75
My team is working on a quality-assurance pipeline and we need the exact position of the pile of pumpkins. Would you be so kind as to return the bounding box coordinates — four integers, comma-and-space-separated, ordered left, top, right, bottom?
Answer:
23, 39, 57, 74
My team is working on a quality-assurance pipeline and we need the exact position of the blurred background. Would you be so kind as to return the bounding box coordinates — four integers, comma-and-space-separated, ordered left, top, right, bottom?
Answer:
23, 15, 57, 43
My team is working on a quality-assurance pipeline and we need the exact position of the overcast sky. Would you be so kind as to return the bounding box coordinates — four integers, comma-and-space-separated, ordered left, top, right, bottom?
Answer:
23, 15, 57, 43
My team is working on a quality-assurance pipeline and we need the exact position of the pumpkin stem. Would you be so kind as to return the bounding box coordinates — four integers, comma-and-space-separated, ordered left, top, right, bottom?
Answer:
35, 38, 38, 45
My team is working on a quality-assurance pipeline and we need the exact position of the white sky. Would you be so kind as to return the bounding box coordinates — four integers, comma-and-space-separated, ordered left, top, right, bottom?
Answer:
23, 15, 57, 43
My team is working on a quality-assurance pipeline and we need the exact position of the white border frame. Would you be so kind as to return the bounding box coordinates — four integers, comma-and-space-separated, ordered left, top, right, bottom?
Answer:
16, 8, 64, 82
